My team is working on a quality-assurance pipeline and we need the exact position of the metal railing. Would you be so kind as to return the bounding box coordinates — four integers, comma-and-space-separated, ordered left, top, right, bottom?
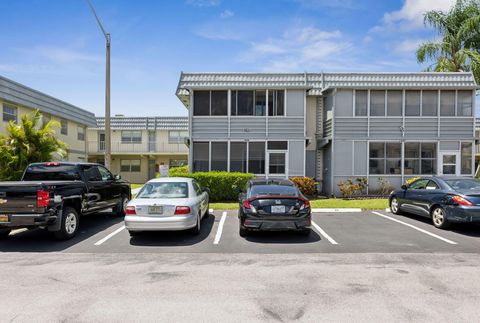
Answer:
88, 141, 188, 154
323, 119, 333, 138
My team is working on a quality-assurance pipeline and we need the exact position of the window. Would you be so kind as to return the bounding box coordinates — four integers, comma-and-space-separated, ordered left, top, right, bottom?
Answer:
457, 90, 473, 116
440, 91, 455, 116
404, 142, 437, 175
369, 142, 401, 175
248, 142, 265, 174
3, 104, 17, 123
211, 142, 228, 171
461, 142, 473, 174
60, 119, 68, 135
267, 141, 288, 150
42, 113, 51, 127
355, 90, 368, 116
236, 90, 254, 116
255, 90, 266, 116
193, 142, 209, 172
193, 91, 210, 116
120, 160, 141, 172
405, 91, 421, 116
409, 179, 429, 190
422, 90, 438, 116
370, 90, 385, 116
268, 90, 285, 116
269, 153, 286, 174
121, 130, 142, 143
426, 180, 439, 190
138, 182, 189, 199
169, 130, 189, 144
387, 90, 402, 116
23, 164, 80, 181
193, 181, 202, 196
77, 126, 85, 141
230, 142, 247, 172
97, 166, 113, 181
83, 166, 102, 181
211, 90, 228, 115
169, 159, 188, 167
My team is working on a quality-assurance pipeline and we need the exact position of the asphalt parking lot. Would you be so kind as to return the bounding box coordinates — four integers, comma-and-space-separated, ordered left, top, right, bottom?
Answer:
2, 209, 480, 254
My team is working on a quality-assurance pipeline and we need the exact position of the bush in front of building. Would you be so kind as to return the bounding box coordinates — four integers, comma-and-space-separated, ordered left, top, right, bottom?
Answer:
169, 167, 254, 201
290, 176, 317, 197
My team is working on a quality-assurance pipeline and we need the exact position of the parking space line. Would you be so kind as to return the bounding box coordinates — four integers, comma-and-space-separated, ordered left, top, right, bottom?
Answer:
213, 211, 227, 245
9, 228, 28, 236
94, 225, 125, 246
311, 221, 338, 245
371, 211, 457, 245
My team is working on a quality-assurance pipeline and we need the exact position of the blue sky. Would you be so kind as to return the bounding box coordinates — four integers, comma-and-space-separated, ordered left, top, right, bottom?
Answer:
0, 0, 461, 117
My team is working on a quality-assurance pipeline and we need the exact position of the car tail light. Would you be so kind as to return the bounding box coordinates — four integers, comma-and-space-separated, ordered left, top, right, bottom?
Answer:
44, 162, 60, 167
242, 200, 251, 209
125, 206, 136, 215
299, 198, 310, 210
174, 206, 191, 215
452, 195, 473, 206
37, 190, 50, 208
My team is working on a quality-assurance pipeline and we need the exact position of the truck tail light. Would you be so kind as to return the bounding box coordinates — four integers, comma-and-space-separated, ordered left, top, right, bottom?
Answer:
37, 190, 50, 208
125, 206, 136, 215
44, 162, 60, 167
174, 206, 191, 215
452, 195, 473, 206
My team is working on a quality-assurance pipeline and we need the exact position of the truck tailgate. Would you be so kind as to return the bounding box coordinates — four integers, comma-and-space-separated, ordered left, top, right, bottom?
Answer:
0, 182, 44, 214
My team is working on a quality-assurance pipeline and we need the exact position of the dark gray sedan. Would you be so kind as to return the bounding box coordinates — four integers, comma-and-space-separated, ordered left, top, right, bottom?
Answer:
389, 177, 480, 229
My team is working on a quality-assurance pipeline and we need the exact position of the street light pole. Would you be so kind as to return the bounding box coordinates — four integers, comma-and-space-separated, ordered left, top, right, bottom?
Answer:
86, 0, 111, 169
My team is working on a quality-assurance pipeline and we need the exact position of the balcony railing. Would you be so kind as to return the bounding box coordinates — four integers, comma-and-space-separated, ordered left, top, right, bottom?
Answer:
88, 141, 188, 154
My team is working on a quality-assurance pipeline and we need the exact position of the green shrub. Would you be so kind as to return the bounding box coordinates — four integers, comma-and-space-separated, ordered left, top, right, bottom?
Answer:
168, 169, 254, 202
290, 176, 317, 196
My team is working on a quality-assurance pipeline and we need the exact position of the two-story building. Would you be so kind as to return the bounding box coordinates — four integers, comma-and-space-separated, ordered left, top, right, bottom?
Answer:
0, 75, 96, 161
176, 72, 477, 196
87, 116, 188, 183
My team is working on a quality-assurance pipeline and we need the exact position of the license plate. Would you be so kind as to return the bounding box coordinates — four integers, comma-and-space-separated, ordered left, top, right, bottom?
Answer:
148, 206, 163, 214
271, 205, 285, 213
0, 215, 8, 222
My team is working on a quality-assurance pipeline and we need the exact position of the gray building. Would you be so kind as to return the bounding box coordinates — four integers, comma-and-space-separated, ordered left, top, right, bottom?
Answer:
176, 72, 477, 196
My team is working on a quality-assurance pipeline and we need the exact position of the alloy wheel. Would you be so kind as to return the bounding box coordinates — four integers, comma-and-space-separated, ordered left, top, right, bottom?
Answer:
432, 208, 445, 226
391, 198, 399, 214
65, 212, 77, 234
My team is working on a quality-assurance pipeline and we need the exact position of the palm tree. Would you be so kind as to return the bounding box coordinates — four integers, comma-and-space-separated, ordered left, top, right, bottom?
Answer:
0, 109, 68, 180
416, 0, 480, 83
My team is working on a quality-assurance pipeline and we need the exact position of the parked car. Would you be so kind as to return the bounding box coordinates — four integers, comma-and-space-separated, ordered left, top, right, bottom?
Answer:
389, 176, 480, 229
237, 179, 311, 237
0, 162, 131, 240
124, 177, 209, 237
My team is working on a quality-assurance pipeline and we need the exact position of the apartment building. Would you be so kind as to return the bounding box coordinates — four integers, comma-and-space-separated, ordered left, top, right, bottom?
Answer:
176, 72, 477, 196
87, 116, 188, 183
0, 75, 96, 161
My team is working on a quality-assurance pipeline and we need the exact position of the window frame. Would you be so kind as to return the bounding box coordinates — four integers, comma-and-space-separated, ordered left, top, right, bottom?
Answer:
60, 119, 68, 135
120, 159, 141, 172
77, 126, 85, 141
404, 142, 437, 175
368, 142, 402, 175
2, 103, 17, 123
168, 130, 188, 144
121, 130, 142, 144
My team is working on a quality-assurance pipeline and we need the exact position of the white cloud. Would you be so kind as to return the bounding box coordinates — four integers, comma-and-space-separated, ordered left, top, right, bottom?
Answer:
220, 9, 234, 18
392, 38, 425, 54
186, 0, 220, 7
295, 0, 358, 9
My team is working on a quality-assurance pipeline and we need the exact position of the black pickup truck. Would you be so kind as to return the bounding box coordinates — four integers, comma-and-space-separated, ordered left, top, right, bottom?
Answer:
0, 162, 131, 240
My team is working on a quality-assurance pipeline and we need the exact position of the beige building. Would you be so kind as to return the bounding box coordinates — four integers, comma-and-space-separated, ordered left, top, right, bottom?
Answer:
0, 75, 96, 161
87, 116, 188, 183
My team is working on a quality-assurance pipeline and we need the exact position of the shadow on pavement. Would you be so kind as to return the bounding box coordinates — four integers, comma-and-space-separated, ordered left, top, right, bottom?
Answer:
129, 213, 215, 247
0, 212, 123, 252
244, 229, 321, 244
397, 212, 480, 237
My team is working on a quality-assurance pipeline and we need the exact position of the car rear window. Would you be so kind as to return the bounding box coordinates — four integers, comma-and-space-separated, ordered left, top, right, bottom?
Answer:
445, 179, 480, 191
23, 165, 81, 181
137, 182, 189, 199
249, 185, 298, 197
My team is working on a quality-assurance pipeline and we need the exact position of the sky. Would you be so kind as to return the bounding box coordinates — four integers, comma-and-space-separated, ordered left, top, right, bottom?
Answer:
0, 0, 465, 117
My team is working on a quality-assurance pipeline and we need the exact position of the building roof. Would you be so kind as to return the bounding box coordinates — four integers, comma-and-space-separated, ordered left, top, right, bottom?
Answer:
93, 116, 188, 130
0, 75, 96, 127
176, 72, 478, 107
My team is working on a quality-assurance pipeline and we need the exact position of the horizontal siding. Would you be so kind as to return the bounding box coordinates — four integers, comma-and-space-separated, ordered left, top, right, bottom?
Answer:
440, 118, 475, 139
334, 118, 368, 138
370, 118, 402, 138
192, 117, 228, 139
268, 117, 304, 138
404, 118, 437, 138
230, 117, 266, 138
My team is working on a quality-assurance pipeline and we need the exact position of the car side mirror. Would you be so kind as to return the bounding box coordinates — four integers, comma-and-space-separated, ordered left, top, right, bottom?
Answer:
401, 184, 408, 190
114, 174, 121, 180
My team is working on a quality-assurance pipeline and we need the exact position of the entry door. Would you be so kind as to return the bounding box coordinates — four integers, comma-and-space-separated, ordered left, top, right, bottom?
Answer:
267, 152, 287, 177
439, 152, 460, 176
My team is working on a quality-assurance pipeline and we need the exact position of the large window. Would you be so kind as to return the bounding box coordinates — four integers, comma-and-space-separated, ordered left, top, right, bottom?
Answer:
3, 104, 17, 123
461, 142, 473, 174
422, 90, 438, 116
405, 91, 421, 116
230, 142, 247, 172
168, 130, 189, 144
169, 159, 188, 167
404, 142, 437, 175
248, 142, 265, 174
440, 91, 455, 116
193, 90, 228, 116
355, 90, 368, 116
77, 126, 85, 141
193, 142, 209, 172
268, 90, 285, 116
387, 90, 402, 116
121, 131, 142, 143
193, 91, 210, 116
120, 160, 141, 172
60, 119, 68, 135
255, 90, 266, 116
211, 91, 228, 115
457, 91, 473, 116
211, 142, 228, 171
269, 153, 286, 174
369, 142, 401, 175
233, 90, 254, 116
370, 90, 385, 116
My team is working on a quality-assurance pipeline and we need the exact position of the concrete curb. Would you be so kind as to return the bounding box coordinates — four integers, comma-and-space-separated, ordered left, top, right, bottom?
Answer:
311, 208, 362, 213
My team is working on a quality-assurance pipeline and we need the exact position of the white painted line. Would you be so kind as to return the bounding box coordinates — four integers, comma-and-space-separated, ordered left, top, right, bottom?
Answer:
371, 211, 457, 245
311, 221, 338, 245
10, 228, 28, 235
312, 208, 361, 213
209, 208, 214, 214
385, 208, 391, 213
94, 225, 125, 246
213, 211, 227, 245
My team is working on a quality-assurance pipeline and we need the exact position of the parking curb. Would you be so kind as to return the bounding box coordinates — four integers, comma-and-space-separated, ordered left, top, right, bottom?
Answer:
311, 208, 362, 213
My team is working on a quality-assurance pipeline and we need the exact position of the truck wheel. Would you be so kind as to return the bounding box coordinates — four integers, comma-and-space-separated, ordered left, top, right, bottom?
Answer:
0, 228, 11, 238
114, 195, 129, 216
54, 207, 80, 240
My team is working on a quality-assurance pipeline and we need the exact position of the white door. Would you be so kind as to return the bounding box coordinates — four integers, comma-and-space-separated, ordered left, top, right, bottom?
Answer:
439, 152, 460, 176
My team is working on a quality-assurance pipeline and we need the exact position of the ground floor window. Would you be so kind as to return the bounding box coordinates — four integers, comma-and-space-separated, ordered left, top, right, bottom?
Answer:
230, 142, 247, 172
248, 142, 265, 174
369, 142, 401, 175
193, 142, 209, 172
404, 142, 436, 175
461, 142, 473, 174
211, 142, 228, 171
169, 159, 187, 167
120, 160, 141, 172
268, 152, 286, 174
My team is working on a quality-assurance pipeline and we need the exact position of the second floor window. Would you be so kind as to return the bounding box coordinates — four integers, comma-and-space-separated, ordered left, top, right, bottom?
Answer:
121, 130, 142, 143
193, 90, 228, 116
77, 126, 85, 141
268, 90, 285, 116
60, 119, 68, 135
3, 104, 17, 123
169, 130, 188, 144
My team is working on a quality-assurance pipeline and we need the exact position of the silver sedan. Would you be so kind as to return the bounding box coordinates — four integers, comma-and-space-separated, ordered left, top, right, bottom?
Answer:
124, 177, 209, 236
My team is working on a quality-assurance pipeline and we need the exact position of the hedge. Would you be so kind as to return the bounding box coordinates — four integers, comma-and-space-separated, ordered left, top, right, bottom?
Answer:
169, 167, 254, 202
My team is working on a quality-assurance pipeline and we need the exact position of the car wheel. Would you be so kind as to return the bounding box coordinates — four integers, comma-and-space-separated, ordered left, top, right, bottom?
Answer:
0, 228, 11, 238
190, 213, 201, 235
114, 195, 129, 216
239, 222, 249, 237
390, 197, 402, 215
128, 230, 140, 237
431, 206, 450, 229
54, 207, 80, 240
